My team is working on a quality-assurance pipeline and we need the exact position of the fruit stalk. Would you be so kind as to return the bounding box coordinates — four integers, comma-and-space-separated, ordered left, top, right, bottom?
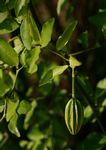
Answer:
72, 68, 75, 99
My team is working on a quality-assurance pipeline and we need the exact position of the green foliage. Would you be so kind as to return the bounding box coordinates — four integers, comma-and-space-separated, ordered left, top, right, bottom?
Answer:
0, 38, 19, 66
0, 18, 19, 34
56, 20, 77, 51
41, 18, 55, 48
20, 15, 32, 50
39, 65, 68, 86
8, 113, 20, 137
0, 11, 8, 23
57, 0, 67, 15
0, 0, 106, 150
77, 132, 106, 150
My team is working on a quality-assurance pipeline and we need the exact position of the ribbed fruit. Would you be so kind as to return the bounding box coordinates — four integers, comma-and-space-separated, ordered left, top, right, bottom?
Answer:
65, 98, 84, 135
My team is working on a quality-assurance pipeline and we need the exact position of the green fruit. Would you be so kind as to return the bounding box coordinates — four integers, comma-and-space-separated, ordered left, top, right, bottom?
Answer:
65, 98, 84, 135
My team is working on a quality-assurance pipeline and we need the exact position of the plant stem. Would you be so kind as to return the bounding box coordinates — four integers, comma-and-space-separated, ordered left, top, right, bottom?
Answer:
0, 99, 6, 122
12, 66, 23, 90
72, 68, 75, 98
71, 46, 101, 56
49, 49, 69, 61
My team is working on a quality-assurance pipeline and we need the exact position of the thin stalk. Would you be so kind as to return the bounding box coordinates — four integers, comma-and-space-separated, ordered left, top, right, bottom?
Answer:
72, 68, 75, 98
12, 66, 23, 90
71, 46, 101, 56
0, 99, 6, 122
49, 49, 69, 61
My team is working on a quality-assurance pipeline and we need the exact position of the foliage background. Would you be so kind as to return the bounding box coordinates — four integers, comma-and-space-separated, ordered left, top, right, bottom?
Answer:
0, 0, 106, 150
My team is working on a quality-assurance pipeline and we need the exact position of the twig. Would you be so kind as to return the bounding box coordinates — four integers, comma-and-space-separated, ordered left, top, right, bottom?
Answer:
49, 49, 69, 61
0, 99, 6, 122
71, 46, 101, 56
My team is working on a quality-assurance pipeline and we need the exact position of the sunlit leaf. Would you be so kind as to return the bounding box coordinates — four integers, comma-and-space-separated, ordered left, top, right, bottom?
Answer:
26, 46, 41, 74
41, 18, 55, 48
19, 140, 28, 148
29, 13, 41, 43
8, 113, 20, 137
0, 18, 19, 34
39, 65, 68, 86
56, 20, 77, 50
39, 70, 53, 86
6, 97, 19, 122
17, 100, 31, 115
24, 100, 37, 129
0, 73, 13, 97
20, 49, 27, 66
20, 16, 32, 50
14, 36, 24, 54
0, 38, 19, 66
57, 0, 67, 15
53, 65, 68, 77
15, 0, 29, 16
97, 78, 106, 89
27, 126, 45, 141
69, 55, 81, 68
84, 106, 93, 123
0, 99, 5, 113
0, 11, 8, 23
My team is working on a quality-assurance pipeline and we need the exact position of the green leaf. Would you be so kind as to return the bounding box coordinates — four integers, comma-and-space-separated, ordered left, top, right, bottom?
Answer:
39, 70, 53, 86
39, 65, 68, 86
26, 46, 41, 74
24, 100, 37, 129
17, 100, 31, 115
0, 18, 19, 34
19, 140, 28, 148
6, 97, 19, 122
56, 20, 77, 50
97, 78, 106, 89
41, 18, 55, 48
14, 36, 24, 54
69, 55, 81, 68
0, 38, 19, 66
8, 113, 20, 137
0, 132, 3, 141
20, 16, 32, 50
0, 99, 5, 113
7, 0, 17, 9
0, 73, 13, 97
0, 11, 8, 23
27, 126, 45, 141
57, 0, 67, 15
20, 49, 27, 66
15, 0, 29, 16
84, 106, 93, 123
53, 65, 68, 77
29, 13, 41, 43
89, 12, 106, 28
77, 132, 106, 150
